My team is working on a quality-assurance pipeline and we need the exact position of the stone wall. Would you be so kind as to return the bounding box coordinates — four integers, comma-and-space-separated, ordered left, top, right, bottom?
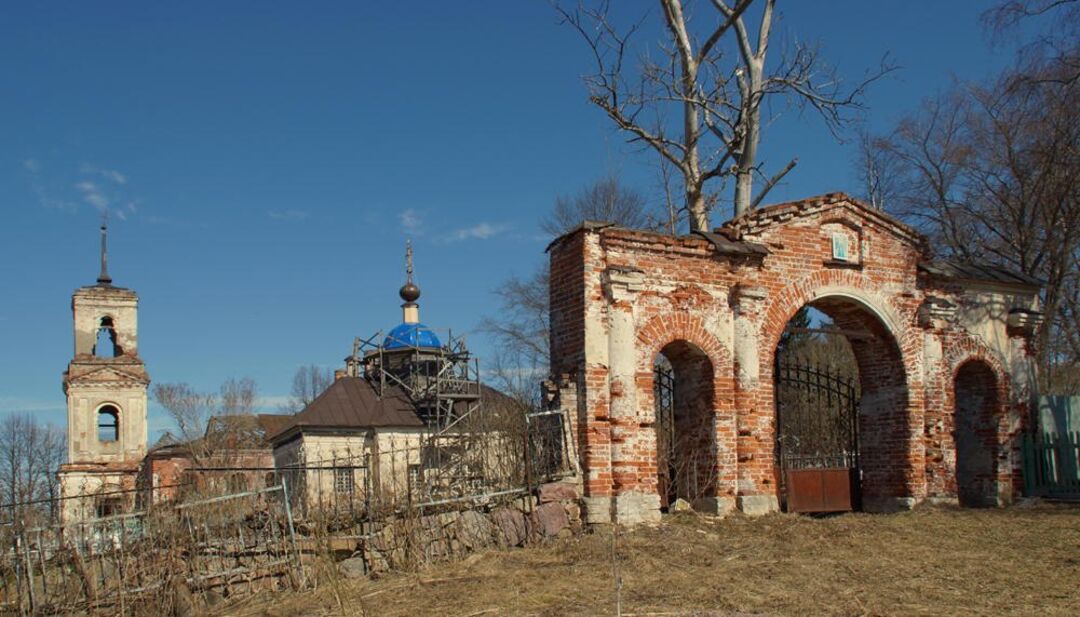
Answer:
351, 481, 581, 576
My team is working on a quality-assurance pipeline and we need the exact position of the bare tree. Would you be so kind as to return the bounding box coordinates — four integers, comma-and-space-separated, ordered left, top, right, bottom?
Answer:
152, 377, 260, 462
482, 177, 653, 401
983, 0, 1079, 86
556, 0, 893, 228
284, 365, 334, 413
862, 59, 1080, 390
852, 127, 901, 210
542, 176, 654, 236
0, 413, 65, 524
482, 267, 551, 404
220, 377, 258, 416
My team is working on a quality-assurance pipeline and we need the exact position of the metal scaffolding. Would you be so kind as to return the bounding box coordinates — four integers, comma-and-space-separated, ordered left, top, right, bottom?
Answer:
348, 328, 482, 434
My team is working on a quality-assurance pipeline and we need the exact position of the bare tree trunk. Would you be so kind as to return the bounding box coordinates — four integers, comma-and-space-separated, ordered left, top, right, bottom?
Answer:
560, 0, 889, 226
687, 189, 708, 231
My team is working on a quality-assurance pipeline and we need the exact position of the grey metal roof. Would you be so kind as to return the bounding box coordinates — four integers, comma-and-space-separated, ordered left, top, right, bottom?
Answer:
919, 260, 1042, 287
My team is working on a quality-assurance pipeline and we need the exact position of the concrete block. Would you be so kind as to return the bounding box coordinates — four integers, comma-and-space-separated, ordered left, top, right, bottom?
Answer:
737, 495, 779, 516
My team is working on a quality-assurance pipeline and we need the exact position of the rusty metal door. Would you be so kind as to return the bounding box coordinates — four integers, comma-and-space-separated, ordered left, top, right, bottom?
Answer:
775, 362, 860, 513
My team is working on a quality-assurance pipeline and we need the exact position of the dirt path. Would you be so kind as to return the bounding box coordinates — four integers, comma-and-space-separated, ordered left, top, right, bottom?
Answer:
225, 503, 1080, 616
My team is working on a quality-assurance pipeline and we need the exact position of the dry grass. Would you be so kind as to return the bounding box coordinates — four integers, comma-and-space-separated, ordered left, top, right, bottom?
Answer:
225, 501, 1079, 616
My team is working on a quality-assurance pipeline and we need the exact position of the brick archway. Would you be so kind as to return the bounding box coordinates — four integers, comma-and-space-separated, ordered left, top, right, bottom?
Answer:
941, 336, 1018, 505
547, 193, 1040, 523
756, 273, 924, 511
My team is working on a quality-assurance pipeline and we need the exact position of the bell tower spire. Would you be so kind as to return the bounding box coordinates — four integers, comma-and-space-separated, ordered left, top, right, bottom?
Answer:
97, 217, 112, 286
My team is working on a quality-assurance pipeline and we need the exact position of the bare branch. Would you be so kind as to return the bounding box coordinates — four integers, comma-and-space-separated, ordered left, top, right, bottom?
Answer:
750, 157, 797, 209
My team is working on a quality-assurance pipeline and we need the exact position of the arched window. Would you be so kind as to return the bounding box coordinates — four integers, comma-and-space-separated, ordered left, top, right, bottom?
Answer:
97, 405, 120, 442
94, 316, 122, 358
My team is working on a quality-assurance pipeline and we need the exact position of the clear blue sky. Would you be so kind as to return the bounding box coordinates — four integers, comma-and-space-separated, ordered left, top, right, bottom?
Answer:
0, 1, 1028, 441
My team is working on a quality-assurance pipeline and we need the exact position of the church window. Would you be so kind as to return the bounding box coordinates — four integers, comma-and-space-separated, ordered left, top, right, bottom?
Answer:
97, 405, 120, 442
95, 496, 123, 518
334, 468, 354, 494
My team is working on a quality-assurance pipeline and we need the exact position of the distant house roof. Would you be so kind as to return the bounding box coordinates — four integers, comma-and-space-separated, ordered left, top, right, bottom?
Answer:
919, 260, 1042, 288
149, 413, 291, 459
256, 413, 293, 438
269, 376, 521, 444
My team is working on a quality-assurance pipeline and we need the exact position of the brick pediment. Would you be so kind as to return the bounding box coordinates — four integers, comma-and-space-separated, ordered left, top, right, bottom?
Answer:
722, 192, 927, 251
65, 363, 149, 388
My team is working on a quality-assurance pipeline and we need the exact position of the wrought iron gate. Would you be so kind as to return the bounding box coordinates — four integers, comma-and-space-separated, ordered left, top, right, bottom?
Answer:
654, 362, 676, 508
775, 361, 861, 512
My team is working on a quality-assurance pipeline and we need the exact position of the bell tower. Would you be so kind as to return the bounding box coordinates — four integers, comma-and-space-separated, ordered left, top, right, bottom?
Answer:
58, 224, 150, 522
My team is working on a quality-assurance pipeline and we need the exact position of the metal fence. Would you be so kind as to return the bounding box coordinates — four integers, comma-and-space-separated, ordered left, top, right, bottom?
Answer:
190, 408, 573, 529
0, 406, 575, 614
0, 484, 303, 615
1023, 432, 1080, 498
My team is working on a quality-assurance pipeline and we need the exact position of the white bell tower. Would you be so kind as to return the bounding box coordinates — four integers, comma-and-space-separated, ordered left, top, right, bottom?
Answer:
58, 224, 150, 522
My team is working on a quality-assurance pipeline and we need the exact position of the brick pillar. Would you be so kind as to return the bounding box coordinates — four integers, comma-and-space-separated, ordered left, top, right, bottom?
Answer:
917, 298, 955, 503
731, 285, 779, 515
922, 330, 955, 502
604, 267, 661, 524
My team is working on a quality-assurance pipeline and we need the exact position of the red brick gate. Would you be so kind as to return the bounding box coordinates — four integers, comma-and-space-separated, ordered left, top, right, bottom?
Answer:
546, 194, 1042, 524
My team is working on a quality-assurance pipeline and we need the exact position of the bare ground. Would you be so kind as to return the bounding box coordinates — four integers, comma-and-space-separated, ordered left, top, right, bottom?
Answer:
223, 502, 1079, 617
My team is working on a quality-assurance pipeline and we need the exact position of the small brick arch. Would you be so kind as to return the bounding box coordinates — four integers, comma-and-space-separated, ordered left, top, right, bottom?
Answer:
941, 335, 1017, 505
634, 313, 737, 508
636, 313, 730, 372
944, 334, 1010, 392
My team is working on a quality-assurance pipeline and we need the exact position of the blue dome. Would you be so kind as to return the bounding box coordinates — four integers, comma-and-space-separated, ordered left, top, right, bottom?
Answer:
384, 322, 442, 350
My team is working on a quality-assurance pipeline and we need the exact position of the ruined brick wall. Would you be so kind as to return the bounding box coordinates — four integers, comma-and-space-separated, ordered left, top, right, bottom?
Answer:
548, 194, 1041, 524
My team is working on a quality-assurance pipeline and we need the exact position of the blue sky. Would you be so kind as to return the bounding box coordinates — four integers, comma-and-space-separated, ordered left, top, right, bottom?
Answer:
0, 1, 1030, 441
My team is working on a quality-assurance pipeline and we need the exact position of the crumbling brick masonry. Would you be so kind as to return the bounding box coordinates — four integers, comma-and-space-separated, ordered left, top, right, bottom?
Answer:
547, 194, 1042, 524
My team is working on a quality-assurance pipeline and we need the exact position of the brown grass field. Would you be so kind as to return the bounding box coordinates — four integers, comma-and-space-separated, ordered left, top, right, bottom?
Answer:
224, 501, 1079, 616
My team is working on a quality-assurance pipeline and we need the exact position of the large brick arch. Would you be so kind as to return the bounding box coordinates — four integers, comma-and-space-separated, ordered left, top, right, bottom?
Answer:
757, 269, 925, 510
759, 268, 914, 359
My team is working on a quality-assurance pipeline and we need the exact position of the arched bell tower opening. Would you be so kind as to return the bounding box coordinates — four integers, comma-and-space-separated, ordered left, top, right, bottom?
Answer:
773, 295, 910, 513
653, 340, 716, 511
954, 360, 1002, 507
93, 316, 122, 358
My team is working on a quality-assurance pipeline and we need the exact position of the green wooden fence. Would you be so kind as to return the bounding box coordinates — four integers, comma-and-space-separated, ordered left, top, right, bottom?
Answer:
1022, 432, 1080, 497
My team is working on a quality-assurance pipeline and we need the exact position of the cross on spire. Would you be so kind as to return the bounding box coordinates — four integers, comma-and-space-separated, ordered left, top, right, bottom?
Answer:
405, 240, 414, 285
97, 215, 112, 286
